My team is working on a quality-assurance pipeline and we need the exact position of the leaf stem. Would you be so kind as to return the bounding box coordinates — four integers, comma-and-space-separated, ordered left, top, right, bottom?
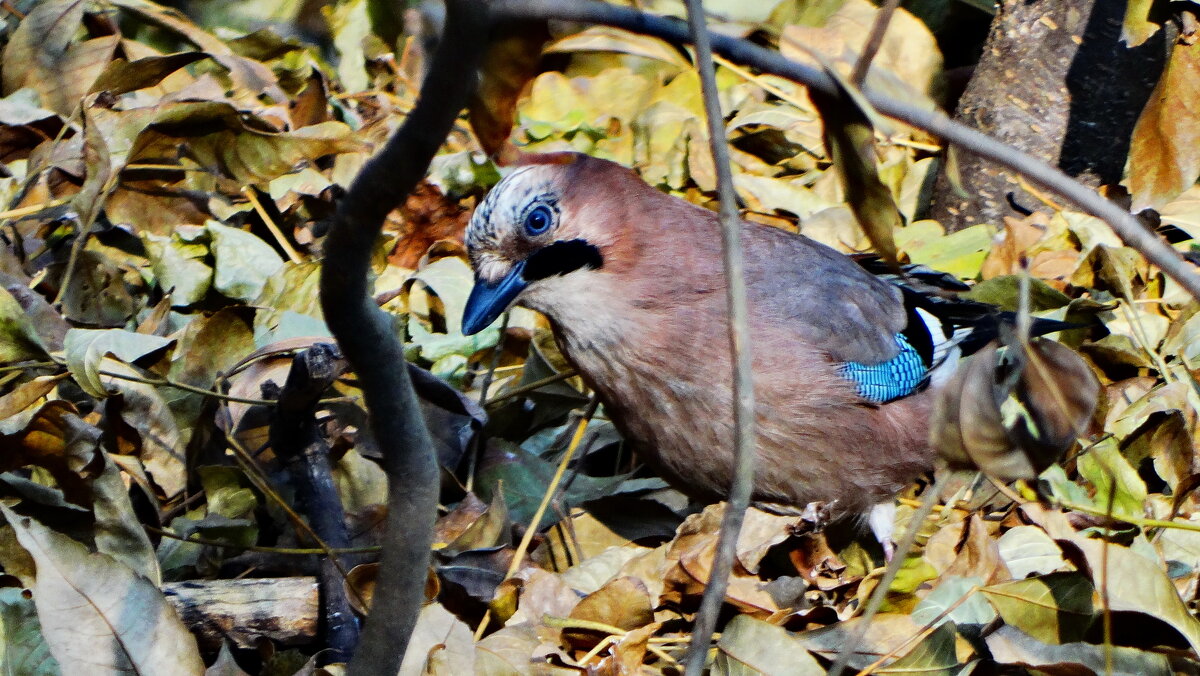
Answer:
146, 524, 380, 555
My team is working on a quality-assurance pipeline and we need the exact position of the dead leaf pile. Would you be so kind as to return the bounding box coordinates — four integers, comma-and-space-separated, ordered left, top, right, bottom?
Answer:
0, 0, 1199, 674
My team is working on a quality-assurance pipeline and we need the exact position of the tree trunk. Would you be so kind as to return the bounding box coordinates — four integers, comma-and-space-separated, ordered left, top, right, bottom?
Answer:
929, 0, 1168, 231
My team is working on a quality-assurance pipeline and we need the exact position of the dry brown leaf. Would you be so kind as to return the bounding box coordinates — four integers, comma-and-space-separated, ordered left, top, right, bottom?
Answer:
1, 0, 90, 116
981, 214, 1051, 280
933, 339, 1099, 481
1130, 33, 1200, 210
563, 576, 653, 650
468, 20, 550, 162
2, 504, 206, 674
388, 181, 471, 269
939, 515, 1010, 585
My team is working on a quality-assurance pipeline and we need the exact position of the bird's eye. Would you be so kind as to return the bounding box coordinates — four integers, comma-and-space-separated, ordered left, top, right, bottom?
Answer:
523, 204, 554, 236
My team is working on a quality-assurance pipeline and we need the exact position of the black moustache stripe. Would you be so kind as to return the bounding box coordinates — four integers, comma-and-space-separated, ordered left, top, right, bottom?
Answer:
524, 239, 604, 281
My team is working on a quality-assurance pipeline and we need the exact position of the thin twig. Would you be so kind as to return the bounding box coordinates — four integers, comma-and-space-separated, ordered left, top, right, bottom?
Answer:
854, 584, 978, 675
712, 54, 812, 111
1008, 468, 1200, 534
473, 396, 600, 640
146, 524, 380, 555
0, 197, 72, 220
244, 187, 304, 263
1100, 474, 1116, 674
220, 429, 367, 611
492, 0, 1200, 302
850, 0, 902, 87
830, 483, 941, 676
682, 2, 757, 674
483, 368, 578, 405
96, 368, 280, 406
0, 360, 58, 373
0, 1, 25, 18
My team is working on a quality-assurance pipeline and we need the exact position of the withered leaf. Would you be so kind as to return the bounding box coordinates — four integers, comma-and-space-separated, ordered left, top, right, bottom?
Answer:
1, 504, 205, 674
1130, 34, 1200, 210
563, 576, 653, 650
468, 20, 551, 162
932, 339, 1099, 481
1, 0, 88, 116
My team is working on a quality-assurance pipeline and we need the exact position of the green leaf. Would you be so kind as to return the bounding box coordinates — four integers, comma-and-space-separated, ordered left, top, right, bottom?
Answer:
198, 467, 259, 520
889, 555, 939, 594
796, 614, 935, 670
912, 576, 995, 628
475, 440, 629, 529
193, 121, 364, 185
996, 526, 1069, 579
1122, 0, 1162, 47
896, 221, 992, 279
89, 52, 208, 96
326, 0, 373, 94
143, 231, 213, 306
879, 621, 960, 675
520, 72, 590, 139
986, 624, 1171, 675
1075, 437, 1147, 520
98, 361, 188, 498
406, 256, 503, 362
0, 587, 60, 676
0, 286, 49, 362
1039, 464, 1095, 510
408, 256, 482, 336
1067, 535, 1200, 655
109, 0, 284, 102
734, 174, 833, 219
546, 27, 689, 69
981, 573, 1094, 644
94, 450, 162, 585
124, 101, 363, 184
964, 275, 1071, 312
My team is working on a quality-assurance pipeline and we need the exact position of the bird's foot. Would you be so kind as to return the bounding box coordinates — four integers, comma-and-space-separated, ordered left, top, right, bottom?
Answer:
868, 502, 898, 562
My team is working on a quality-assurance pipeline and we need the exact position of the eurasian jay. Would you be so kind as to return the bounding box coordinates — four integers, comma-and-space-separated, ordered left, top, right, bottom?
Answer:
460, 152, 1056, 555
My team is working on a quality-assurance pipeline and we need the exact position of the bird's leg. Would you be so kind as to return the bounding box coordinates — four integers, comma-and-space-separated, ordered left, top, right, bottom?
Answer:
868, 501, 897, 562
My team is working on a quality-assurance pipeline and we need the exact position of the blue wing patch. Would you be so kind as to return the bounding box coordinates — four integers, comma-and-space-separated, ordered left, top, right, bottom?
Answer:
837, 333, 927, 403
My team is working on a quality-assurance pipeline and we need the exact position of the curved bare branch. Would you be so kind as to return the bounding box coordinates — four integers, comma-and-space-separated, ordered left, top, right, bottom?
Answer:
493, 0, 1200, 301
318, 2, 490, 673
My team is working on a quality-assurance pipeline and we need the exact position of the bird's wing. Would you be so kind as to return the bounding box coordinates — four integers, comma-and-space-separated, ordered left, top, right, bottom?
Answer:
743, 223, 909, 366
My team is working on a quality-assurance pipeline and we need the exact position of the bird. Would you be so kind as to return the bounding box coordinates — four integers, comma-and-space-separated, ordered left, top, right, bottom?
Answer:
460, 151, 1066, 557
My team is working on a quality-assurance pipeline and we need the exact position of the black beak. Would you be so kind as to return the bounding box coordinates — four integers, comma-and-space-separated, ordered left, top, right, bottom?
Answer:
462, 260, 528, 335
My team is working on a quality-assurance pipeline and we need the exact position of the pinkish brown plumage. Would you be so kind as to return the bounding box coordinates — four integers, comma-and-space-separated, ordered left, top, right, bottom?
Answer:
463, 152, 962, 553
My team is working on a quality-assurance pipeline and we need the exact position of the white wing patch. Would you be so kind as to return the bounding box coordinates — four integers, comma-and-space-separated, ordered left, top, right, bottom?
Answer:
915, 307, 965, 388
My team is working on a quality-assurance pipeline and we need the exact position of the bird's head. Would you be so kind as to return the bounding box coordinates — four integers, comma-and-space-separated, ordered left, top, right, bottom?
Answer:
461, 153, 620, 335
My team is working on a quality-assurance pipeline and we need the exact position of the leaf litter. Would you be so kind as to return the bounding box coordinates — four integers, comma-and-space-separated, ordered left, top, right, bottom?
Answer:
0, 0, 1198, 674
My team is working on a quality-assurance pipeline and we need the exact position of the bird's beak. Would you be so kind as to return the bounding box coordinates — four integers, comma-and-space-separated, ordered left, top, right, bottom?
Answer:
462, 260, 528, 335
